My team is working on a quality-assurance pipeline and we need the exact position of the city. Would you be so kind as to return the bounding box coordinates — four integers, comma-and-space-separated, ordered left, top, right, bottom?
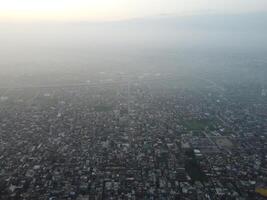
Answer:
0, 73, 266, 199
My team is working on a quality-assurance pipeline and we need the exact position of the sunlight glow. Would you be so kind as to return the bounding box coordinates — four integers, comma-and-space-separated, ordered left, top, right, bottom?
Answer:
0, 0, 266, 22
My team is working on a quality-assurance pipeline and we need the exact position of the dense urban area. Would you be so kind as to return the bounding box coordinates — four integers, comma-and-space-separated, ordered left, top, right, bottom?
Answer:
0, 72, 267, 200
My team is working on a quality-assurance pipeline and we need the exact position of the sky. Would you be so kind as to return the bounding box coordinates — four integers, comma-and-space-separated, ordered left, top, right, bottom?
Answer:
1, 0, 267, 22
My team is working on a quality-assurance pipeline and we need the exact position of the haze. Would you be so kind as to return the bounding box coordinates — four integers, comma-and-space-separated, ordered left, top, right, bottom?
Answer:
0, 0, 266, 87
1, 0, 267, 21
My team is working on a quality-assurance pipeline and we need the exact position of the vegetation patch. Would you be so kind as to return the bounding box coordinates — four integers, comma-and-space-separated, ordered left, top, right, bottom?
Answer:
94, 105, 113, 112
183, 119, 211, 131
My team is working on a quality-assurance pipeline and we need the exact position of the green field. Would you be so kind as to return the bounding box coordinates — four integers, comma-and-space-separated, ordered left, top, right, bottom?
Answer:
183, 119, 216, 131
94, 105, 113, 112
